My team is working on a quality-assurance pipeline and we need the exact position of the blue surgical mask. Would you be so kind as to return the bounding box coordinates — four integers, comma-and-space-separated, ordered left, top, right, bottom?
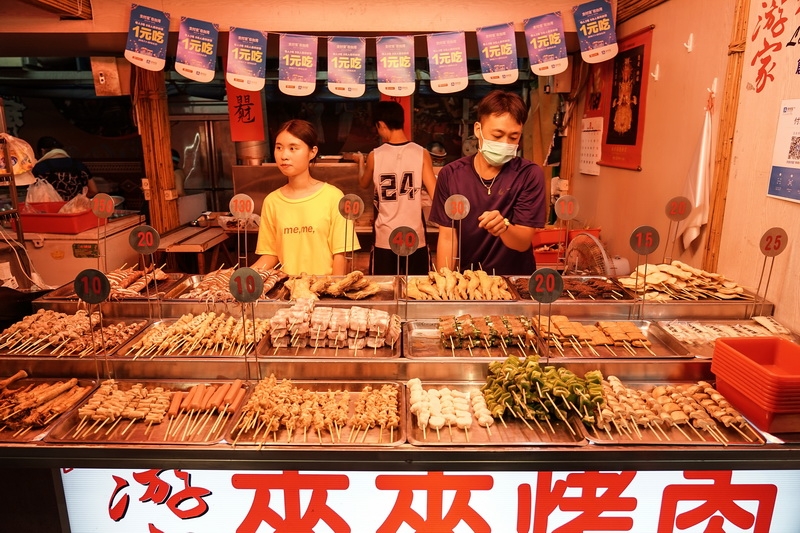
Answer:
477, 126, 518, 166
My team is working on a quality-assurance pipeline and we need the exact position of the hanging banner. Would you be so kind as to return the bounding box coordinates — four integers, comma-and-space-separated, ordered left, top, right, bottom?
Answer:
427, 31, 468, 94
592, 26, 653, 171
124, 4, 170, 72
767, 98, 800, 203
327, 36, 366, 98
226, 27, 268, 92
175, 17, 219, 83
226, 81, 265, 142
278, 33, 318, 97
376, 36, 415, 97
524, 12, 569, 76
476, 22, 518, 84
573, 0, 618, 64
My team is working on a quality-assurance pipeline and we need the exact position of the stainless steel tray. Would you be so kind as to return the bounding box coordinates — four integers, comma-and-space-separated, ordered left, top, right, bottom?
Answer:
43, 273, 185, 300
510, 275, 634, 301
398, 275, 521, 301
0, 377, 96, 443
656, 319, 799, 358
45, 380, 244, 445
578, 381, 765, 446
229, 380, 405, 446
164, 274, 286, 301
404, 320, 541, 360
405, 382, 585, 446
282, 275, 399, 302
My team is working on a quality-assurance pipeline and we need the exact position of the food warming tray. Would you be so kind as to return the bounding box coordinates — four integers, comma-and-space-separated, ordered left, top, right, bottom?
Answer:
114, 318, 261, 358
403, 320, 540, 360
405, 382, 585, 447
280, 275, 399, 302
657, 319, 799, 358
510, 276, 634, 301
398, 275, 522, 301
163, 274, 286, 301
228, 380, 405, 447
43, 273, 185, 300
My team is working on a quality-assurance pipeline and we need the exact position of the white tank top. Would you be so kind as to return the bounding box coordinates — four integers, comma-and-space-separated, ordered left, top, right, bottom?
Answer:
372, 142, 427, 248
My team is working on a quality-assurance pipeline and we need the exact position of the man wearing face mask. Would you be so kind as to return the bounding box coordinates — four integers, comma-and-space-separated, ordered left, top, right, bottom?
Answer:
429, 90, 546, 275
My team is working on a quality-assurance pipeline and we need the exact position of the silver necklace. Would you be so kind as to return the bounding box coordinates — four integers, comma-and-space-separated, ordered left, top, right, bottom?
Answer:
477, 171, 499, 195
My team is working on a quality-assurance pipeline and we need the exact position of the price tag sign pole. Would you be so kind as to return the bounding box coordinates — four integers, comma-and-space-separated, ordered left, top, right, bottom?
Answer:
629, 225, 661, 320
91, 193, 116, 273
230, 194, 256, 268
339, 194, 364, 274
230, 267, 265, 382
444, 194, 470, 271
752, 227, 789, 318
74, 269, 112, 381
129, 225, 162, 321
555, 195, 579, 265
662, 196, 692, 264
528, 268, 564, 363
389, 226, 420, 321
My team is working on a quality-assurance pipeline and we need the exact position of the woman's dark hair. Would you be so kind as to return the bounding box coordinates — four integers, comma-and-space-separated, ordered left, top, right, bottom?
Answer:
37, 136, 63, 154
476, 90, 528, 126
276, 119, 319, 153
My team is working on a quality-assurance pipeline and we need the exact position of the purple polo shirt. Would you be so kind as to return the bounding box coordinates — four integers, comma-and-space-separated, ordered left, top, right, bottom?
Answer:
429, 155, 546, 275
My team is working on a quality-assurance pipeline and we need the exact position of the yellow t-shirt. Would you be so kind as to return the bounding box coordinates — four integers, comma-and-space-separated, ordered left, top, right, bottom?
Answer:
255, 183, 361, 275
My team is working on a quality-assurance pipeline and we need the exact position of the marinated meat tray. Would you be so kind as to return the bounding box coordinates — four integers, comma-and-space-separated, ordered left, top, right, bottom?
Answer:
578, 376, 764, 446
116, 313, 267, 358
399, 271, 520, 301
657, 318, 798, 358
45, 379, 246, 445
404, 319, 541, 360
280, 273, 398, 301
0, 372, 96, 443
0, 309, 148, 358
511, 276, 634, 301
164, 270, 287, 301
43, 270, 184, 300
229, 376, 404, 447
405, 381, 585, 446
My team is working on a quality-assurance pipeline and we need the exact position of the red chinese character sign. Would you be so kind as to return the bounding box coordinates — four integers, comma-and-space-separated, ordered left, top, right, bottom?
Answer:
226, 82, 265, 142
124, 5, 169, 72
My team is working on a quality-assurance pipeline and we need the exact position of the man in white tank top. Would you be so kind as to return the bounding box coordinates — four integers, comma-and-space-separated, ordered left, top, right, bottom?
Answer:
358, 101, 437, 275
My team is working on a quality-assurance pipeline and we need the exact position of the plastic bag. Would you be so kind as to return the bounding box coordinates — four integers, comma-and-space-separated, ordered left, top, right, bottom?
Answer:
218, 213, 260, 231
25, 178, 63, 204
59, 188, 91, 214
0, 133, 36, 176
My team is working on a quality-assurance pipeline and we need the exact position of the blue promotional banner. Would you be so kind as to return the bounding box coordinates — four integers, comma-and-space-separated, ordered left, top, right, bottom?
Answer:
475, 23, 518, 84
524, 12, 569, 76
124, 4, 170, 72
427, 31, 468, 94
573, 0, 618, 64
278, 33, 318, 97
327, 36, 366, 98
376, 36, 415, 97
175, 17, 219, 82
226, 27, 268, 92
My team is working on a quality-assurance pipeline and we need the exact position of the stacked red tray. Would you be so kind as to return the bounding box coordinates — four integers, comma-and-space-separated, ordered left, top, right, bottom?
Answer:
711, 337, 800, 433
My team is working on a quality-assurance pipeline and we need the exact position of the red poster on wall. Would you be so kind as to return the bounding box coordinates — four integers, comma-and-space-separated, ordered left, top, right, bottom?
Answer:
226, 81, 265, 141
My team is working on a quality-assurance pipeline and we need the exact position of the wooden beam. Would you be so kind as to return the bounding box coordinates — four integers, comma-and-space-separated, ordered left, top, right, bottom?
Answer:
16, 0, 92, 20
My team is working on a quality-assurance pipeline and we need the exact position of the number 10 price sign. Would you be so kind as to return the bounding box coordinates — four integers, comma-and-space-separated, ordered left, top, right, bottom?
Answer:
73, 269, 112, 379
229, 267, 264, 381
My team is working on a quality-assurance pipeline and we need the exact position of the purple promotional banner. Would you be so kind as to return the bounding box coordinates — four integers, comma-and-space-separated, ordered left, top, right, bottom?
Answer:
175, 17, 219, 82
376, 36, 415, 97
327, 36, 366, 98
427, 31, 468, 94
476, 23, 518, 84
573, 0, 618, 64
524, 12, 569, 76
226, 27, 268, 92
124, 4, 170, 72
278, 33, 318, 97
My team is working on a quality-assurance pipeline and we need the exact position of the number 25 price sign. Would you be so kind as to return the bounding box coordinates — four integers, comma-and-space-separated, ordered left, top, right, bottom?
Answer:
753, 227, 789, 317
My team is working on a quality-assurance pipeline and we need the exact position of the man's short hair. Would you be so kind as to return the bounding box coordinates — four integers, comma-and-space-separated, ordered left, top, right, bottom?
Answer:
37, 136, 63, 153
373, 101, 405, 131
476, 90, 528, 125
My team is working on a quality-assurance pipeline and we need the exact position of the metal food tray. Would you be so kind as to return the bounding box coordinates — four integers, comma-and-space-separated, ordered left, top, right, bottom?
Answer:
405, 382, 586, 447
281, 275, 399, 302
534, 320, 692, 359
404, 320, 541, 360
0, 317, 149, 358
163, 274, 286, 301
0, 377, 96, 443
259, 336, 400, 359
43, 273, 186, 300
398, 275, 521, 301
229, 380, 405, 447
45, 380, 243, 445
510, 275, 634, 301
114, 319, 261, 358
656, 319, 800, 358
578, 381, 765, 446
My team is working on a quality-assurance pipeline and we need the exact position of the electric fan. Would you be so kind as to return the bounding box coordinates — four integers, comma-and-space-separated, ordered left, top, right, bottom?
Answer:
562, 232, 615, 276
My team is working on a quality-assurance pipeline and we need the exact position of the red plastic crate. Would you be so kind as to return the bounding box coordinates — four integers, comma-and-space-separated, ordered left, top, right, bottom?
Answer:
716, 379, 800, 433
712, 337, 800, 386
711, 356, 800, 403
13, 202, 101, 234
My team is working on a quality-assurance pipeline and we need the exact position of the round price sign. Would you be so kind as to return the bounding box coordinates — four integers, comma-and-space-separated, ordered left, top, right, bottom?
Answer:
338, 194, 364, 221
128, 225, 160, 255
74, 269, 111, 304
229, 194, 255, 219
389, 226, 420, 256
527, 268, 564, 304
91, 193, 116, 219
759, 227, 788, 257
555, 195, 579, 221
229, 267, 264, 303
629, 225, 660, 255
665, 196, 692, 222
444, 194, 470, 221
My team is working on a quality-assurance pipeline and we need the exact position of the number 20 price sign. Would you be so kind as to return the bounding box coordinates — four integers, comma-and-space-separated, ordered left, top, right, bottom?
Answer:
527, 268, 564, 304
129, 225, 160, 256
